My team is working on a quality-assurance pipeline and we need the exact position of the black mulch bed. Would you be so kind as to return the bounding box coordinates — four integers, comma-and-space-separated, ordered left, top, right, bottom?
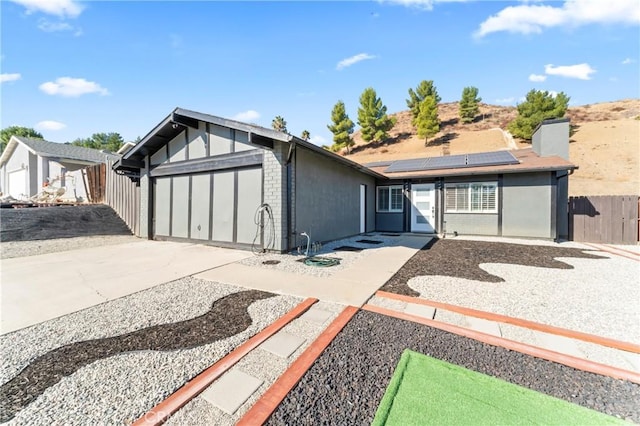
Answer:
0, 204, 132, 242
267, 310, 640, 425
0, 290, 275, 422
355, 239, 384, 245
334, 246, 364, 252
381, 238, 607, 297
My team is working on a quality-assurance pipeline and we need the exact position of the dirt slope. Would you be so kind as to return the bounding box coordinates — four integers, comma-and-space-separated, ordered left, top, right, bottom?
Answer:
345, 99, 639, 196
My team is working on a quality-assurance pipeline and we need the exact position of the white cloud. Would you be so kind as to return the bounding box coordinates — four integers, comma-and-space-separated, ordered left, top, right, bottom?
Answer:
547, 90, 559, 98
1, 73, 22, 83
37, 19, 83, 35
9, 0, 83, 18
529, 73, 547, 82
336, 53, 376, 70
39, 77, 109, 97
495, 97, 516, 104
622, 57, 636, 65
544, 63, 596, 80
36, 120, 66, 131
381, 0, 470, 11
476, 0, 640, 37
309, 135, 327, 146
232, 110, 260, 122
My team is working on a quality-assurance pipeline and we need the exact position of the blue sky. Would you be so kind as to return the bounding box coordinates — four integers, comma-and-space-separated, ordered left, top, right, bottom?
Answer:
1, 0, 639, 147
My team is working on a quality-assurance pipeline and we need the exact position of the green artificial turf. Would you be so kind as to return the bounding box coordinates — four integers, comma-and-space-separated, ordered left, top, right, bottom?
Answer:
372, 350, 626, 426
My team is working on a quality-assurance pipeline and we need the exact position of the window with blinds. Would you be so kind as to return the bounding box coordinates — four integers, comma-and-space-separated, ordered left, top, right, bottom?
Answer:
377, 185, 403, 212
445, 182, 497, 213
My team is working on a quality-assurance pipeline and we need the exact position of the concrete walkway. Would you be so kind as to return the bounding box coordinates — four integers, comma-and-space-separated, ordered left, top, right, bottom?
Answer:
0, 240, 252, 334
195, 234, 430, 306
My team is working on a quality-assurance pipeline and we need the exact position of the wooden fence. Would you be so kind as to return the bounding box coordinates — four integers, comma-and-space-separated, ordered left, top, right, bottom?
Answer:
569, 195, 639, 244
86, 160, 140, 235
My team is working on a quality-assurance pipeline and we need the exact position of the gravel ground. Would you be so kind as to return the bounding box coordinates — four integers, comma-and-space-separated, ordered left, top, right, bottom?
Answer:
0, 277, 301, 425
267, 310, 640, 425
0, 235, 139, 259
240, 233, 401, 278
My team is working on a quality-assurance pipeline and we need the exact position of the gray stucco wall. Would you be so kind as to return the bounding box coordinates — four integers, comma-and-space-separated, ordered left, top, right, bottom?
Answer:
376, 213, 404, 232
444, 213, 498, 235
502, 172, 553, 238
294, 147, 376, 247
532, 119, 569, 160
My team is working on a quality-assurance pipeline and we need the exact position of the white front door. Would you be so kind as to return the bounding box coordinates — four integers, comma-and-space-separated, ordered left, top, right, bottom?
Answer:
359, 184, 366, 233
411, 184, 436, 233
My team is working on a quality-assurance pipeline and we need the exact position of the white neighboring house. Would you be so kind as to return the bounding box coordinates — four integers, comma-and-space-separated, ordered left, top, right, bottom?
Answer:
0, 136, 116, 201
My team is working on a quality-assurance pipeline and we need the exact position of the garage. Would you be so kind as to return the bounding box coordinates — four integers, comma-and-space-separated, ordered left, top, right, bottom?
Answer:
8, 168, 27, 199
153, 167, 262, 246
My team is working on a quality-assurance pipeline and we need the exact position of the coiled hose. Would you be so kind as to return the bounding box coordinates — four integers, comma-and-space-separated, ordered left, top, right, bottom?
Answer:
251, 203, 275, 255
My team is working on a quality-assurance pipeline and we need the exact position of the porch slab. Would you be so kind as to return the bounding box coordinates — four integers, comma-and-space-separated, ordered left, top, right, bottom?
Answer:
195, 235, 431, 306
201, 370, 263, 415
259, 331, 306, 359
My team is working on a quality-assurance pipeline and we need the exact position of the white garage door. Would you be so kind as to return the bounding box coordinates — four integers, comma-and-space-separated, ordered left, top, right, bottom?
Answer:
8, 169, 27, 199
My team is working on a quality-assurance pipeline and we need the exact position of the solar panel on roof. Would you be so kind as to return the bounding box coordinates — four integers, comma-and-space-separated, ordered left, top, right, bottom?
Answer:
467, 151, 518, 167
426, 154, 467, 169
385, 158, 429, 173
383, 150, 520, 174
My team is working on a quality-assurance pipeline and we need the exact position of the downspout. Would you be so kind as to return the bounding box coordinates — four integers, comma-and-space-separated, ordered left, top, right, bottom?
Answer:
285, 136, 296, 252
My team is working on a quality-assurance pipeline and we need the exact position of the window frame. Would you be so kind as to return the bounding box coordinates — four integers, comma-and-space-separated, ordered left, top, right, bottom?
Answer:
377, 185, 404, 213
445, 182, 498, 214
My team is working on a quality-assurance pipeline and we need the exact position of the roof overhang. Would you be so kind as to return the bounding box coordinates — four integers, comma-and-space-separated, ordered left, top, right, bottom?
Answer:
0, 136, 34, 168
115, 107, 387, 180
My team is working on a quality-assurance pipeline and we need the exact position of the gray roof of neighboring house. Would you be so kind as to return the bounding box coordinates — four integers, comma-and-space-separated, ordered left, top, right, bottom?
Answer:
0, 136, 117, 167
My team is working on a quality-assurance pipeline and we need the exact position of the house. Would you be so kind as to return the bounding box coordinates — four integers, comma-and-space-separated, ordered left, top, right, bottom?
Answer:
367, 118, 573, 240
0, 136, 115, 202
114, 109, 575, 251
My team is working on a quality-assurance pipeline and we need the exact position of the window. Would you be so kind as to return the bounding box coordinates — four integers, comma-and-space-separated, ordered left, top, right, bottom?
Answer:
445, 182, 497, 213
377, 185, 403, 212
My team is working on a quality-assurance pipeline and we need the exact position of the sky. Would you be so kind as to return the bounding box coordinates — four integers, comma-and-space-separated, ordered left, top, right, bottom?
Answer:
1, 0, 639, 147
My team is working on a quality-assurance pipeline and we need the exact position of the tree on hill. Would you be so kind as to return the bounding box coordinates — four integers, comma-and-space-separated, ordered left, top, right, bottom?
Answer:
459, 86, 482, 123
416, 96, 440, 146
72, 132, 124, 152
300, 130, 310, 141
271, 115, 288, 133
327, 100, 355, 153
1, 126, 43, 153
407, 80, 441, 125
357, 87, 396, 144
507, 89, 570, 140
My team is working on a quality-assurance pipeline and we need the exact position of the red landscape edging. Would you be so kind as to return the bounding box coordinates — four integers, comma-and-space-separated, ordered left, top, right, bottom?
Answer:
237, 305, 359, 426
132, 297, 319, 426
376, 290, 640, 354
583, 242, 640, 262
363, 304, 640, 384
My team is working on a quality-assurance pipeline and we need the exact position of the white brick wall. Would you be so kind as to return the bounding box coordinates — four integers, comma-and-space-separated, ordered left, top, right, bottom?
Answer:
262, 141, 289, 251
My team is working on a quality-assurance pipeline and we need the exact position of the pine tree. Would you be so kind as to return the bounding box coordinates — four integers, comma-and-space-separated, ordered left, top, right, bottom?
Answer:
327, 100, 355, 153
406, 80, 441, 125
300, 130, 310, 141
459, 86, 482, 124
416, 96, 440, 146
357, 87, 396, 144
507, 89, 570, 140
271, 115, 288, 133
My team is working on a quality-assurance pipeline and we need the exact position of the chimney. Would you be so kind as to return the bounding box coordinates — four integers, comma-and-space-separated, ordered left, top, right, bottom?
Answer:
532, 118, 570, 160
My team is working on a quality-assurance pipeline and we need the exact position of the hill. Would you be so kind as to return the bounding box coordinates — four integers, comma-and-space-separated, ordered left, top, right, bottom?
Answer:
344, 99, 639, 196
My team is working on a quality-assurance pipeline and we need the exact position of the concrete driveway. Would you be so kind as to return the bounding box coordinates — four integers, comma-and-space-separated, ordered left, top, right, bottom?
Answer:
0, 240, 252, 334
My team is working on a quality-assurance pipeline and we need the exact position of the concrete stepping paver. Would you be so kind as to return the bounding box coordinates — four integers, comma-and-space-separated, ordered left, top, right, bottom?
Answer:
404, 303, 436, 320
201, 370, 263, 415
299, 307, 334, 324
536, 332, 585, 359
259, 331, 306, 359
466, 317, 502, 337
